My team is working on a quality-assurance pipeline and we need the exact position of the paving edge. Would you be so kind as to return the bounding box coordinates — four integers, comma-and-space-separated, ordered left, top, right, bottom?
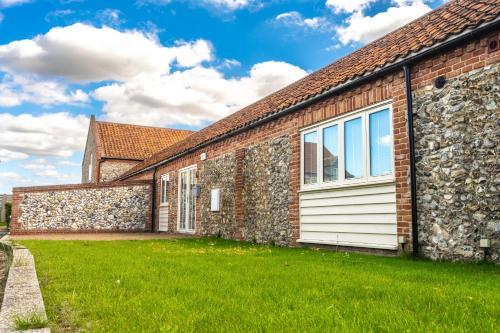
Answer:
0, 241, 50, 333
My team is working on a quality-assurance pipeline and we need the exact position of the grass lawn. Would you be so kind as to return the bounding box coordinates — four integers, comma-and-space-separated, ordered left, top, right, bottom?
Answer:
20, 238, 499, 332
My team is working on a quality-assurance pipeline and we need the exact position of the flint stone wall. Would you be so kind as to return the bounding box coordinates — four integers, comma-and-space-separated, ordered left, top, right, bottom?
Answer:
199, 153, 237, 238
414, 63, 499, 262
12, 182, 152, 232
100, 160, 140, 182
242, 136, 292, 246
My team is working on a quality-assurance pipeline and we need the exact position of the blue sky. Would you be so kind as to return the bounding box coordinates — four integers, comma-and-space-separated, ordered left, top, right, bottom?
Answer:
0, 0, 445, 193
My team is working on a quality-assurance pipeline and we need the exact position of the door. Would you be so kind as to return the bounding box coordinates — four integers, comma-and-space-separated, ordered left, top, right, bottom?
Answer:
178, 166, 196, 232
158, 174, 169, 232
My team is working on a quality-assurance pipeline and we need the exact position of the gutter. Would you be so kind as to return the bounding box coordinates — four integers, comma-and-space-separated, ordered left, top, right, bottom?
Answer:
403, 65, 419, 257
120, 17, 500, 181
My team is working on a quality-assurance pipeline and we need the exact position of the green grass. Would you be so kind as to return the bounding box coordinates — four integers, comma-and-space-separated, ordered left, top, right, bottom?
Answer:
14, 313, 48, 330
21, 239, 499, 333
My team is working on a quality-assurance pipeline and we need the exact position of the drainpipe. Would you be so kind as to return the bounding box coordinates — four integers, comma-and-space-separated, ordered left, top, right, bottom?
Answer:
151, 167, 158, 233
403, 65, 419, 257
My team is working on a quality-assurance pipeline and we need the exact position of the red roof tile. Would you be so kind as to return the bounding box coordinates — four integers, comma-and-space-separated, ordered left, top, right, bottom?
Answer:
96, 121, 194, 160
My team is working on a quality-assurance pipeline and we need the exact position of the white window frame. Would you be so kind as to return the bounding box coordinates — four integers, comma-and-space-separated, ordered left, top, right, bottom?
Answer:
177, 164, 197, 234
160, 174, 169, 207
300, 100, 394, 191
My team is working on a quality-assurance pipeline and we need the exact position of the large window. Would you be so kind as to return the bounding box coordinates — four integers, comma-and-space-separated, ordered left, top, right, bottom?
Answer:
301, 103, 393, 189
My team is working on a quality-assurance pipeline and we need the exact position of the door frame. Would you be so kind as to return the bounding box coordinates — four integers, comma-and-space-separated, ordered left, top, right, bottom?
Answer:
158, 174, 169, 232
177, 164, 197, 233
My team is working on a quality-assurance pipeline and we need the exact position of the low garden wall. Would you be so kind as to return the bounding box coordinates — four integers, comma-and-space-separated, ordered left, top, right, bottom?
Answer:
10, 181, 152, 234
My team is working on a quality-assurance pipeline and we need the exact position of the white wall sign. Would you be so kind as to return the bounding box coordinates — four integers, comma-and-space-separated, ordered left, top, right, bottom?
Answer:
210, 188, 220, 212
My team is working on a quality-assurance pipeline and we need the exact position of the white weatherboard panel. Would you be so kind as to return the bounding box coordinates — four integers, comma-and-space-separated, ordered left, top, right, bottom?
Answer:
299, 183, 397, 249
159, 206, 169, 231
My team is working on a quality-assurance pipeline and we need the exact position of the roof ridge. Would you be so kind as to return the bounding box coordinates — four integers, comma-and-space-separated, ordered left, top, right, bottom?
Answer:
95, 120, 195, 132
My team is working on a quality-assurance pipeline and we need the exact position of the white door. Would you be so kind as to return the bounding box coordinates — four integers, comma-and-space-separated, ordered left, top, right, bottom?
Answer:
178, 166, 196, 232
158, 174, 169, 231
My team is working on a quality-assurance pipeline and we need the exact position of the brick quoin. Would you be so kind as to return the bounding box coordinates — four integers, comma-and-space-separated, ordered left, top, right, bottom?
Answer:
124, 33, 500, 254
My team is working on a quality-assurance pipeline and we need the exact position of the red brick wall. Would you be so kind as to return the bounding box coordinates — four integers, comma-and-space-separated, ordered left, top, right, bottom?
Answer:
126, 31, 500, 252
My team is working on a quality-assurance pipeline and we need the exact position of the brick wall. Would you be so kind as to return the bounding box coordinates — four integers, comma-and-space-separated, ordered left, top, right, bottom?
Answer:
127, 31, 499, 258
11, 180, 152, 234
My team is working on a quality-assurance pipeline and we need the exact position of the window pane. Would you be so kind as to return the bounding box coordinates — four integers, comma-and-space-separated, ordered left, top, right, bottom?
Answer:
303, 132, 318, 184
369, 109, 393, 176
323, 125, 339, 182
160, 179, 165, 203
344, 117, 363, 179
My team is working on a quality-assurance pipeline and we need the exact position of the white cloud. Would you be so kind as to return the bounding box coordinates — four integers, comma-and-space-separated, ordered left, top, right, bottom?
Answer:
57, 160, 80, 166
326, 0, 375, 13
96, 8, 123, 26
94, 61, 307, 126
276, 11, 331, 31
379, 134, 392, 146
0, 148, 28, 162
138, 0, 262, 11
0, 0, 31, 8
0, 73, 89, 107
336, 0, 432, 45
0, 23, 212, 82
0, 23, 306, 127
0, 112, 88, 158
23, 158, 76, 179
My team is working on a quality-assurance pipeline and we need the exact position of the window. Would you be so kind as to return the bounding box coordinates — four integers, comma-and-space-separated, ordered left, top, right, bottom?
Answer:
303, 131, 318, 184
301, 102, 393, 189
88, 153, 93, 182
323, 125, 339, 182
160, 174, 169, 205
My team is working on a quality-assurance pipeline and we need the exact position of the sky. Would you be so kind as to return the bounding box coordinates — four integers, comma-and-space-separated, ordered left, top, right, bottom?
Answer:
0, 0, 446, 193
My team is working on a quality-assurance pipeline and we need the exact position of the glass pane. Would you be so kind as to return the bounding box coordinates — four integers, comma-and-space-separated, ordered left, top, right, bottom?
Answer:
323, 125, 339, 182
369, 109, 392, 176
160, 179, 165, 203
188, 169, 196, 230
303, 132, 318, 184
179, 172, 187, 229
344, 117, 363, 179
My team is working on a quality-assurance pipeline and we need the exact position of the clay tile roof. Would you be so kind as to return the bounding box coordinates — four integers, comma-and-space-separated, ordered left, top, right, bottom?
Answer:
121, 0, 500, 178
96, 121, 194, 160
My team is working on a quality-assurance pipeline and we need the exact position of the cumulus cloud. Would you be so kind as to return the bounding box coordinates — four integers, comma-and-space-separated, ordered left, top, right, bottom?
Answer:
336, 0, 432, 45
138, 0, 262, 11
23, 158, 76, 179
275, 11, 331, 31
0, 0, 31, 8
326, 0, 375, 13
0, 112, 88, 159
94, 61, 307, 126
0, 73, 89, 107
0, 23, 212, 82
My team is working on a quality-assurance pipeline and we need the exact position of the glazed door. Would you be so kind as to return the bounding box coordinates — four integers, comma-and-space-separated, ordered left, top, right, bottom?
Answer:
178, 166, 196, 232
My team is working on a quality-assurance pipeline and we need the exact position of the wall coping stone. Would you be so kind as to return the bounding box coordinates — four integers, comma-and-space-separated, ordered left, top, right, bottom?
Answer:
13, 180, 152, 193
0, 241, 50, 332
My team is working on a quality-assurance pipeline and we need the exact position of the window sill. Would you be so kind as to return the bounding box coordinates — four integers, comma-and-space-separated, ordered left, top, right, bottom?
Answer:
299, 177, 395, 193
